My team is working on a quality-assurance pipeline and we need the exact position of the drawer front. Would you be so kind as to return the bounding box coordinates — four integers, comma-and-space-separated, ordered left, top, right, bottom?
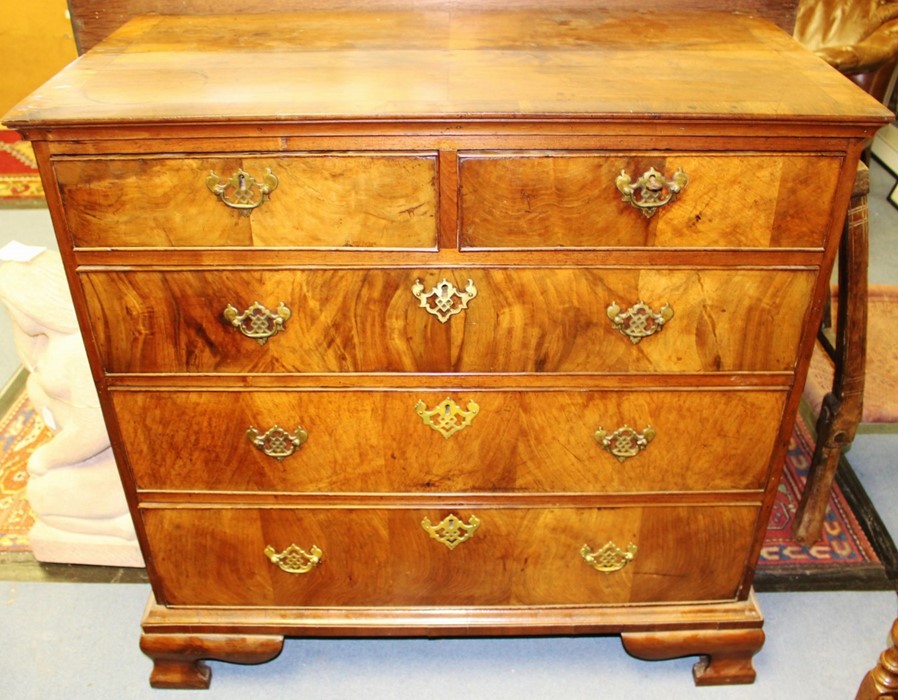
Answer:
460, 153, 841, 249
81, 267, 815, 374
115, 389, 783, 493
55, 154, 438, 249
142, 505, 759, 607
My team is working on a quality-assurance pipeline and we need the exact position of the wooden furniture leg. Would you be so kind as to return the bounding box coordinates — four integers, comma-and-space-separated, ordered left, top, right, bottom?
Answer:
622, 627, 765, 685
856, 617, 898, 699
139, 633, 284, 689
794, 162, 869, 544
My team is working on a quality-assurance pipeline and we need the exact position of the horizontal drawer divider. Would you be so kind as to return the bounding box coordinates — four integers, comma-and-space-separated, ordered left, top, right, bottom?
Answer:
106, 372, 794, 390
135, 490, 765, 508
72, 250, 824, 267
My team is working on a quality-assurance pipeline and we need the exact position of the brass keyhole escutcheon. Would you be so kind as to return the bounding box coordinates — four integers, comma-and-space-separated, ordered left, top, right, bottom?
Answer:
421, 513, 481, 550
207, 167, 278, 215
415, 397, 480, 439
411, 278, 477, 323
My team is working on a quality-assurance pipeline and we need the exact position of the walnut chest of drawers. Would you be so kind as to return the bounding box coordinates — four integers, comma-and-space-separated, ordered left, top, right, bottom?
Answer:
4, 8, 891, 689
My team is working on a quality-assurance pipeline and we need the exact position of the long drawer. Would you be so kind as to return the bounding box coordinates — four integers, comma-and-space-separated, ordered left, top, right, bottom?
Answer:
459, 152, 841, 249
141, 505, 759, 607
54, 153, 438, 249
114, 388, 784, 493
81, 267, 816, 374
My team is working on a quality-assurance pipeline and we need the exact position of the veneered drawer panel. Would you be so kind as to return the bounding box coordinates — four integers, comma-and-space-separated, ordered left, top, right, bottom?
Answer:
142, 505, 758, 607
81, 267, 816, 374
55, 154, 438, 248
115, 389, 783, 493
459, 153, 841, 249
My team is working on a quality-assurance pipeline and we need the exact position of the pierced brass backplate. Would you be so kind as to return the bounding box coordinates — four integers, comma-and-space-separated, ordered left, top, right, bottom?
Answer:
581, 541, 638, 573
615, 166, 688, 218
415, 397, 480, 439
223, 300, 291, 345
411, 278, 477, 323
247, 424, 308, 461
421, 513, 481, 550
595, 424, 656, 462
264, 543, 323, 574
206, 167, 278, 215
607, 300, 674, 344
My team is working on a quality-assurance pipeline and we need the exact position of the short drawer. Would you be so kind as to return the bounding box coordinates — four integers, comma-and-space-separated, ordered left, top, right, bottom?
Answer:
80, 267, 816, 374
459, 152, 842, 249
54, 153, 438, 249
114, 388, 784, 493
142, 505, 759, 607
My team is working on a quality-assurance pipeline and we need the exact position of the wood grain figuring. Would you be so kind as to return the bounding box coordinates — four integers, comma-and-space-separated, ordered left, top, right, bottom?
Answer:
5, 7, 887, 688
55, 154, 438, 249
140, 505, 758, 607
139, 633, 284, 689
112, 388, 785, 493
460, 153, 841, 249
66, 1, 802, 53
5, 11, 889, 129
80, 268, 816, 374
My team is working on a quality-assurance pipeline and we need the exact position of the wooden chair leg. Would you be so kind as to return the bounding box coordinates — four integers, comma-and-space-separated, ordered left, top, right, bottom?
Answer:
794, 163, 869, 545
856, 617, 898, 699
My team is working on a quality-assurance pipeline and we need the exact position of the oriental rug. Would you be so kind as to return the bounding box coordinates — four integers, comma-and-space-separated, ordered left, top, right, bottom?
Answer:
0, 388, 895, 590
0, 128, 44, 207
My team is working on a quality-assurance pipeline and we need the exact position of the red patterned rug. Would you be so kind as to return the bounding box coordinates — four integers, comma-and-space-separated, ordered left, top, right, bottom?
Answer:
0, 128, 44, 207
0, 391, 895, 588
0, 392, 48, 550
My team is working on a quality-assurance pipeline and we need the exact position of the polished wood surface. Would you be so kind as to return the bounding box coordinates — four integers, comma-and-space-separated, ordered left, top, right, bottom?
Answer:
4, 8, 890, 689
113, 388, 784, 493
6, 12, 888, 128
856, 616, 898, 699
140, 505, 759, 606
66, 1, 802, 53
460, 153, 841, 249
80, 268, 815, 373
56, 154, 438, 249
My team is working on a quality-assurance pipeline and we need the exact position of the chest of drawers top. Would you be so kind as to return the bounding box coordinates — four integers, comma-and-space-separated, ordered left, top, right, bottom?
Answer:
4, 10, 890, 136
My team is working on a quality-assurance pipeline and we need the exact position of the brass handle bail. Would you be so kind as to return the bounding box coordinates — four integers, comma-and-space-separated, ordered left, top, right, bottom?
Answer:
615, 166, 688, 217
607, 300, 673, 344
223, 300, 291, 345
581, 541, 638, 573
595, 424, 656, 462
247, 424, 308, 461
264, 543, 322, 574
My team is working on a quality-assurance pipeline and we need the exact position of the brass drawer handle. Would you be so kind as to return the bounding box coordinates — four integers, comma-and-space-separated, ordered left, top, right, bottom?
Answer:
247, 424, 308, 462
595, 424, 656, 462
607, 300, 673, 344
412, 277, 477, 323
264, 543, 322, 574
206, 167, 278, 215
615, 166, 688, 218
581, 541, 638, 573
422, 513, 481, 550
415, 397, 480, 439
223, 300, 291, 345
